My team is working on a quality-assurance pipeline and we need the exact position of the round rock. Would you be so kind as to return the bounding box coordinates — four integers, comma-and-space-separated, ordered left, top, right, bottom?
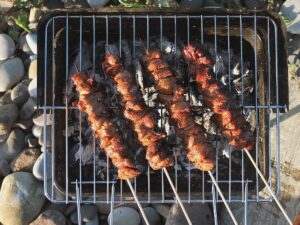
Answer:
28, 77, 37, 99
108, 207, 140, 225
26, 32, 37, 55
20, 35, 33, 55
20, 97, 36, 120
140, 207, 161, 225
29, 8, 43, 23
86, 214, 99, 225
0, 33, 15, 60
11, 79, 30, 106
33, 112, 52, 126
0, 172, 45, 225
11, 148, 41, 172
87, 0, 110, 7
14, 118, 33, 130
0, 159, 10, 176
0, 129, 25, 162
153, 204, 171, 218
32, 125, 43, 138
0, 57, 24, 92
29, 59, 37, 80
70, 205, 98, 223
165, 203, 213, 225
30, 209, 66, 225
33, 152, 52, 180
0, 103, 19, 142
0, 90, 12, 107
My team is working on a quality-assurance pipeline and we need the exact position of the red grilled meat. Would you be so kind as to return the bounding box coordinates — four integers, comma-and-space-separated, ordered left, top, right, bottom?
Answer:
142, 50, 215, 171
182, 44, 254, 151
72, 72, 141, 180
102, 54, 173, 170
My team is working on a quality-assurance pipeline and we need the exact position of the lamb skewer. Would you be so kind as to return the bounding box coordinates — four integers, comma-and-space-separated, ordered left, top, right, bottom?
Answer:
182, 43, 292, 225
102, 53, 173, 170
102, 53, 192, 225
142, 49, 238, 225
182, 44, 254, 151
72, 72, 141, 180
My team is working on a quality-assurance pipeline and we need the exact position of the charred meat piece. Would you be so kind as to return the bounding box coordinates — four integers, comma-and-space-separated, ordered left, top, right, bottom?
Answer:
182, 44, 254, 151
102, 54, 173, 170
72, 72, 141, 180
142, 50, 215, 172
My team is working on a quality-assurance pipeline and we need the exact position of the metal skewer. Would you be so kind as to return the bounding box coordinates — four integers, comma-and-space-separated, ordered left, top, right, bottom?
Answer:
208, 171, 239, 225
126, 179, 150, 225
244, 149, 293, 225
163, 168, 193, 225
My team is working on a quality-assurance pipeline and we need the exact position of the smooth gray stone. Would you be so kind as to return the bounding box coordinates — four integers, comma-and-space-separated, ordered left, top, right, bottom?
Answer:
0, 33, 15, 60
30, 209, 66, 225
87, 0, 110, 7
11, 79, 30, 106
11, 148, 40, 172
0, 172, 45, 225
107, 207, 140, 225
0, 128, 24, 162
0, 57, 24, 92
0, 103, 18, 142
165, 203, 213, 225
33, 151, 52, 181
26, 32, 37, 55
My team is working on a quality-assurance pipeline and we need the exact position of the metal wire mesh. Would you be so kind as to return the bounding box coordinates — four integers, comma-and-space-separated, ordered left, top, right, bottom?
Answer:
40, 13, 285, 206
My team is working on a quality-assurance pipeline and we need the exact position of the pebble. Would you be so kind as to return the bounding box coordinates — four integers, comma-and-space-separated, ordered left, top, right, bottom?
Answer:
70, 205, 98, 223
0, 129, 24, 162
39, 125, 52, 147
33, 152, 52, 180
87, 0, 110, 7
28, 137, 39, 147
47, 202, 68, 214
28, 77, 37, 99
86, 214, 99, 225
63, 0, 89, 8
30, 209, 66, 225
97, 204, 112, 215
29, 8, 43, 23
32, 125, 43, 138
165, 203, 213, 225
0, 159, 10, 176
0, 33, 15, 60
20, 35, 33, 55
288, 54, 298, 64
29, 59, 37, 80
20, 98, 36, 120
11, 79, 30, 106
11, 148, 40, 172
153, 204, 171, 218
0, 90, 12, 107
140, 207, 161, 225
28, 22, 38, 30
26, 32, 38, 55
0, 172, 45, 225
180, 0, 203, 8
33, 112, 52, 126
64, 204, 77, 216
281, 0, 300, 34
108, 207, 140, 225
14, 118, 33, 130
0, 57, 24, 92
0, 104, 19, 142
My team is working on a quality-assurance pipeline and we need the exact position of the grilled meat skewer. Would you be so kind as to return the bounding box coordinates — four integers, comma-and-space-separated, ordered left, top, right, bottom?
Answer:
142, 50, 215, 171
182, 44, 254, 151
102, 54, 173, 170
72, 72, 141, 180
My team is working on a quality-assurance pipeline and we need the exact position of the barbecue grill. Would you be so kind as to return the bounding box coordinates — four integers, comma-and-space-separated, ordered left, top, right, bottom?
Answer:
37, 7, 289, 224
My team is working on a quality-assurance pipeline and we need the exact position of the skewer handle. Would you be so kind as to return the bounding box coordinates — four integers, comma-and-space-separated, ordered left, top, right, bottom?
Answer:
208, 171, 239, 225
126, 179, 150, 225
244, 149, 293, 225
163, 168, 193, 225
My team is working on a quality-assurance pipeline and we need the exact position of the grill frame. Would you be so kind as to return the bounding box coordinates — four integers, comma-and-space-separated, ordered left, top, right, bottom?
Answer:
37, 8, 288, 204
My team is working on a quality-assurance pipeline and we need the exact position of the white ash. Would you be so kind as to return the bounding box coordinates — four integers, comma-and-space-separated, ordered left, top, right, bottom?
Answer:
134, 59, 145, 93
75, 143, 95, 165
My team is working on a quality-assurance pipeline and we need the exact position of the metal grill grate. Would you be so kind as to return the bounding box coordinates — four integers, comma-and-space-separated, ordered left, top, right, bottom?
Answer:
39, 11, 287, 207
